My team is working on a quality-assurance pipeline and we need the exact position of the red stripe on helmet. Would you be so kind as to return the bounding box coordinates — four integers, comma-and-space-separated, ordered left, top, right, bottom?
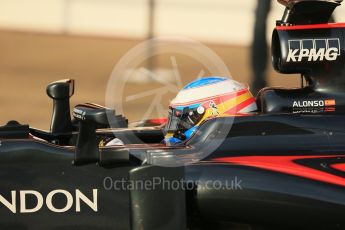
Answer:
171, 89, 248, 107
224, 97, 256, 115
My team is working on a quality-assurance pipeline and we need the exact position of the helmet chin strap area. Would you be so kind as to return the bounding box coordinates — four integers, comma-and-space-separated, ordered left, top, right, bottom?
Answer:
173, 130, 187, 141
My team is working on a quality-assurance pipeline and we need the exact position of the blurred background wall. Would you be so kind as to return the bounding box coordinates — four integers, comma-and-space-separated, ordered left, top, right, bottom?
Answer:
0, 0, 283, 45
1, 0, 344, 129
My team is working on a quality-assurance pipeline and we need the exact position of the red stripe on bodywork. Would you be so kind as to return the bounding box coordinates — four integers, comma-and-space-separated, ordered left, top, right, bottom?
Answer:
213, 155, 345, 187
331, 163, 345, 173
276, 23, 345, 31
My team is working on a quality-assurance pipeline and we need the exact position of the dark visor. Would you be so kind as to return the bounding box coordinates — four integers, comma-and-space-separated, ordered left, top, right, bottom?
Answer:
164, 107, 205, 134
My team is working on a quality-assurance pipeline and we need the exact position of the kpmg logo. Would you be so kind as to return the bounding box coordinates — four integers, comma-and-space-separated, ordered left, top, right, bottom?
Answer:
0, 189, 98, 214
287, 38, 341, 62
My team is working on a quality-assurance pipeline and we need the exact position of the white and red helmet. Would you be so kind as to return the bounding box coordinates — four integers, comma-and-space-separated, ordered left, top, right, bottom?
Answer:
164, 77, 257, 145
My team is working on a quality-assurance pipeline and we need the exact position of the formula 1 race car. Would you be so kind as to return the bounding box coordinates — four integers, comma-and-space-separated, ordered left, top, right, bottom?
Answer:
1, 0, 345, 229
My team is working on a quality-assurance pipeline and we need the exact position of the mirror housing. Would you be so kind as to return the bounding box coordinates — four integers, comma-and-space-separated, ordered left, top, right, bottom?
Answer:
47, 79, 74, 134
72, 103, 115, 165
73, 103, 113, 125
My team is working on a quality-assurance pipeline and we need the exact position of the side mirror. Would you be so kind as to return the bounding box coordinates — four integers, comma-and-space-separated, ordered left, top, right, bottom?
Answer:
72, 103, 114, 165
47, 79, 74, 133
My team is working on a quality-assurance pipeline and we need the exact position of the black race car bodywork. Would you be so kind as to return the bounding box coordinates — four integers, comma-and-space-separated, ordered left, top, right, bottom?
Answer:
2, 1, 345, 229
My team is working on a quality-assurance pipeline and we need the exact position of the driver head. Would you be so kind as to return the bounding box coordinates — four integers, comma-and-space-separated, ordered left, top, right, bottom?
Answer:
164, 77, 257, 145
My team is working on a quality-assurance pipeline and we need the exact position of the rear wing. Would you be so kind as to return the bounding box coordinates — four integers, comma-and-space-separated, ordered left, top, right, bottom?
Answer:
277, 0, 343, 25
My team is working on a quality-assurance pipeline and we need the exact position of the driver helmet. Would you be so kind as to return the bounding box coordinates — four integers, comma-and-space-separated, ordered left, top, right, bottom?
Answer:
164, 77, 257, 145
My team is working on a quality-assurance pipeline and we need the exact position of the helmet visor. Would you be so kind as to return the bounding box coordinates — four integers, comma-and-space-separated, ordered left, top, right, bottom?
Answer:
164, 107, 205, 134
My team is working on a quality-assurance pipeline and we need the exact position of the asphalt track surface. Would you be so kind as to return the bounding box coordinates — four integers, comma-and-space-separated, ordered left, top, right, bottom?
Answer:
0, 30, 299, 130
